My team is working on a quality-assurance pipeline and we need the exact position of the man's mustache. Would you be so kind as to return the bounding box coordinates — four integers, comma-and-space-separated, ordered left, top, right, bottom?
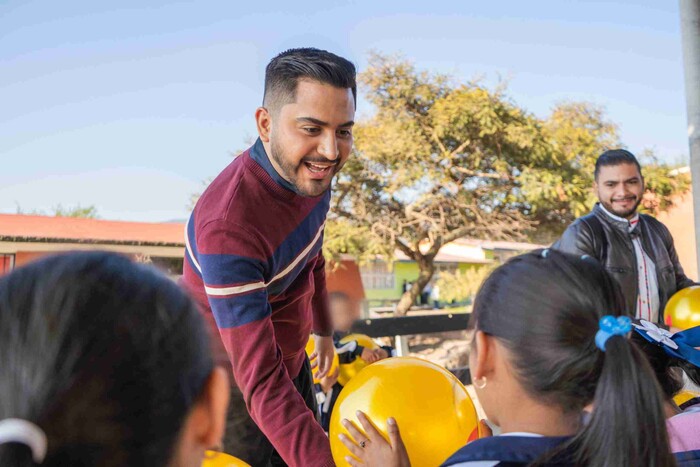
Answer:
301, 157, 338, 166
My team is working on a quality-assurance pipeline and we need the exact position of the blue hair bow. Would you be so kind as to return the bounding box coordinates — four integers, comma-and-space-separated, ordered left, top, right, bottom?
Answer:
633, 320, 700, 368
595, 315, 632, 351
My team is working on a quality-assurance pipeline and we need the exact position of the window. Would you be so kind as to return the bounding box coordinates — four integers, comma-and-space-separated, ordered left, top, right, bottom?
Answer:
0, 254, 15, 275
434, 262, 458, 276
360, 261, 395, 290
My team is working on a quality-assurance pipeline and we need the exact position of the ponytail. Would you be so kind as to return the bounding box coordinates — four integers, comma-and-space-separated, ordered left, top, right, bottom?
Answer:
569, 335, 675, 466
473, 250, 675, 467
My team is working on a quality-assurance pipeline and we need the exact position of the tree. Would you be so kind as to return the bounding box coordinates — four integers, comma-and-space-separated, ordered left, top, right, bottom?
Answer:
51, 204, 99, 218
330, 53, 689, 315
15, 203, 99, 218
434, 266, 494, 304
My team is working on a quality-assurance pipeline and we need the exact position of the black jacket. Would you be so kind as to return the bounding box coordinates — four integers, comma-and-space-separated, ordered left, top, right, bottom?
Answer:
553, 203, 695, 323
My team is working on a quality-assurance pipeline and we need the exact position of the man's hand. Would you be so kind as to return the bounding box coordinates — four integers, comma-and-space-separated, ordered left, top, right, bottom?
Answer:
373, 348, 389, 360
361, 347, 379, 363
339, 412, 410, 467
320, 366, 340, 393
312, 334, 335, 380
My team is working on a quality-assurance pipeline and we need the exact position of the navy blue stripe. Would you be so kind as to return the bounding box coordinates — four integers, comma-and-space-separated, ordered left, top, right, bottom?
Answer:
267, 235, 323, 296
184, 248, 202, 279
267, 192, 329, 274
187, 213, 199, 259
210, 290, 271, 328
199, 252, 265, 286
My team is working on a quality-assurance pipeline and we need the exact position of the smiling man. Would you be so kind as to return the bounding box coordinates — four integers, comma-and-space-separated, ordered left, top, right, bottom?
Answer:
554, 149, 695, 323
181, 48, 356, 466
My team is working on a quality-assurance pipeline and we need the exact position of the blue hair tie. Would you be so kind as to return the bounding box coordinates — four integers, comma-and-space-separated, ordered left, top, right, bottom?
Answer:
595, 315, 632, 351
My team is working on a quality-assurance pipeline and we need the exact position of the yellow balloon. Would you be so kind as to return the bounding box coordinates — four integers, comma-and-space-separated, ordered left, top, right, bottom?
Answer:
674, 389, 700, 409
337, 333, 379, 386
330, 357, 481, 467
305, 335, 340, 384
664, 286, 700, 330
201, 451, 250, 467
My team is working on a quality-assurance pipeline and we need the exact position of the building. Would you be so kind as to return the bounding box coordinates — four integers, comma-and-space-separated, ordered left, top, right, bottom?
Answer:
332, 238, 544, 307
0, 214, 185, 275
656, 187, 698, 281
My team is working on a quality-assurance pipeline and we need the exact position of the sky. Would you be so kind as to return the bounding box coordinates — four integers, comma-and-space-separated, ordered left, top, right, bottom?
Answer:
0, 0, 691, 222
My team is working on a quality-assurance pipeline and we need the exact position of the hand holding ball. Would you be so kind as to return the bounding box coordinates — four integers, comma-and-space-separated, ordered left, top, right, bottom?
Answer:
330, 357, 481, 466
305, 335, 340, 384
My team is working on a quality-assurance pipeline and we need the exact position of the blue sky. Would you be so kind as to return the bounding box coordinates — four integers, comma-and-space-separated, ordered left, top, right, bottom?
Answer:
0, 0, 690, 222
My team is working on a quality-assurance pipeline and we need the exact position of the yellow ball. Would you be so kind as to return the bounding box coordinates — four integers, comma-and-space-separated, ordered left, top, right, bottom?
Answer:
305, 335, 340, 384
337, 334, 379, 386
673, 389, 700, 409
664, 286, 700, 330
201, 451, 250, 467
329, 357, 481, 466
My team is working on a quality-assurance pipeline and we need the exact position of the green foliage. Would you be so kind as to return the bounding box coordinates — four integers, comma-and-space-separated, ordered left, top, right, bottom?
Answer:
52, 204, 100, 218
435, 265, 494, 304
322, 217, 394, 267
330, 53, 689, 312
16, 203, 99, 219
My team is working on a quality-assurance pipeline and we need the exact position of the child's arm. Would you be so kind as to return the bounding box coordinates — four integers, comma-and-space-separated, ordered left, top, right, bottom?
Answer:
335, 339, 365, 364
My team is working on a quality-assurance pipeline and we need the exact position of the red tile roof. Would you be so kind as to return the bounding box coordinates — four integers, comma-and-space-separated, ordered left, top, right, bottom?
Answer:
0, 214, 185, 246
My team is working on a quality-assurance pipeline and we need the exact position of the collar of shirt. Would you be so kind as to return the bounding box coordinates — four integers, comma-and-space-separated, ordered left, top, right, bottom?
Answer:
598, 203, 640, 234
249, 137, 300, 194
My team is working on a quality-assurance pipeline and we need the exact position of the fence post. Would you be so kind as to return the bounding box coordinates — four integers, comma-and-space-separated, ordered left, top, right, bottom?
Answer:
395, 334, 410, 356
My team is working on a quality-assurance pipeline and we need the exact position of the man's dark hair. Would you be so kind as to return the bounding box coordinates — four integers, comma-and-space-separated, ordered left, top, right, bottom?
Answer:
263, 47, 356, 112
594, 149, 642, 180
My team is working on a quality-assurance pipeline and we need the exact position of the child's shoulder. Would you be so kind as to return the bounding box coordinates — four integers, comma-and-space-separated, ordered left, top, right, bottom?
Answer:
441, 435, 573, 466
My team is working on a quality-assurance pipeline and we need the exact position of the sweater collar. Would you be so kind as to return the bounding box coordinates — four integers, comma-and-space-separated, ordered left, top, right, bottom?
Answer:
249, 138, 300, 195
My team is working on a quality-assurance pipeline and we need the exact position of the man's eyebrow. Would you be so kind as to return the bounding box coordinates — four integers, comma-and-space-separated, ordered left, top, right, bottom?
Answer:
296, 117, 355, 128
624, 176, 641, 182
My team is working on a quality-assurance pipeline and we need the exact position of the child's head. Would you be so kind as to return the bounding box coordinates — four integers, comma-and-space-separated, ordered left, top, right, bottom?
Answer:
329, 292, 359, 332
469, 249, 673, 466
0, 251, 229, 467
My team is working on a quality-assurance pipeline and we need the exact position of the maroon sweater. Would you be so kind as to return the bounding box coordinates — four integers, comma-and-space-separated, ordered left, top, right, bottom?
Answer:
181, 139, 334, 466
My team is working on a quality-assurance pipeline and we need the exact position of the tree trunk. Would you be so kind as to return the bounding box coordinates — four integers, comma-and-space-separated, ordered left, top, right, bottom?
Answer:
395, 257, 435, 316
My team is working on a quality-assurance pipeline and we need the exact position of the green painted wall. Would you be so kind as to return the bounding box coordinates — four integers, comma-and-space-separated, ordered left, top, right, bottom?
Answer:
365, 260, 489, 303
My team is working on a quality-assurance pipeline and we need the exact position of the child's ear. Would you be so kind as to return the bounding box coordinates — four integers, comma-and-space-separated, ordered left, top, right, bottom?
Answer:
472, 331, 496, 381
179, 367, 230, 456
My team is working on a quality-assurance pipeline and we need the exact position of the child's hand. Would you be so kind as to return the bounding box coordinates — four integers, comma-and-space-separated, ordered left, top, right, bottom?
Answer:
320, 366, 340, 393
339, 412, 410, 467
479, 419, 493, 437
373, 348, 389, 360
361, 347, 379, 363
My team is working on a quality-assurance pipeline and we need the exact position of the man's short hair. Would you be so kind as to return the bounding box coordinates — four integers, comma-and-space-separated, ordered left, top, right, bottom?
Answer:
263, 48, 357, 112
594, 149, 642, 180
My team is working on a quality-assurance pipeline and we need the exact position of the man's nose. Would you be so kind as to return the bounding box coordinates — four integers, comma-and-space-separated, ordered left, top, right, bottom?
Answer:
318, 133, 339, 161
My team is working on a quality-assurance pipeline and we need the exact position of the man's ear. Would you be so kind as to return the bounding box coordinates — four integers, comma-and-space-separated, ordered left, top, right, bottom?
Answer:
255, 107, 272, 143
472, 330, 496, 381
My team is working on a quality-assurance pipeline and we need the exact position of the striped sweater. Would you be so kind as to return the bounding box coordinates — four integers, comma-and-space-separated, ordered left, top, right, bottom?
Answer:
181, 138, 334, 466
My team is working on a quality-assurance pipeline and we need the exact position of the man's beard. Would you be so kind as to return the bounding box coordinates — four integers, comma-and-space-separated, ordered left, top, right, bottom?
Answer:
601, 195, 641, 219
269, 136, 337, 197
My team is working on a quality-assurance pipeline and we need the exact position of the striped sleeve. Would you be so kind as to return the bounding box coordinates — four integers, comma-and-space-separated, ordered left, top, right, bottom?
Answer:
196, 219, 332, 466
311, 251, 333, 336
